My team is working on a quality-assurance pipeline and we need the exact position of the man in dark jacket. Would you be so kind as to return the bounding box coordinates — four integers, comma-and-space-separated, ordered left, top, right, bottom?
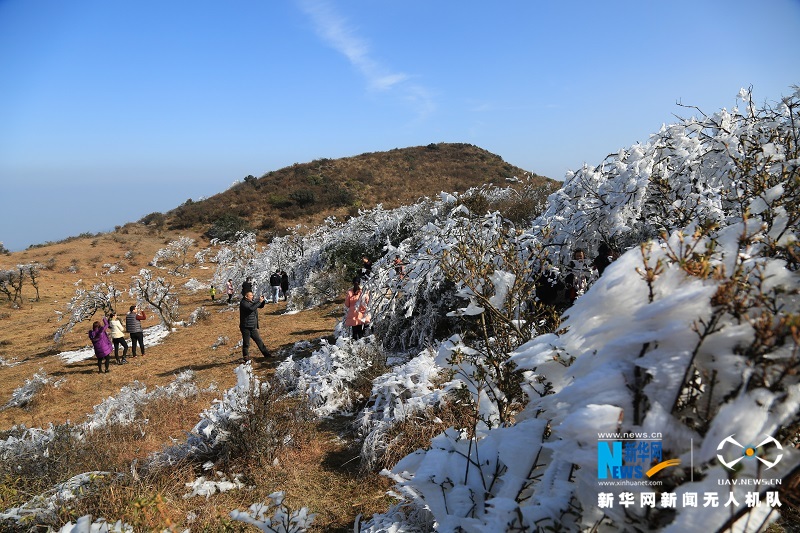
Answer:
269, 270, 282, 303
241, 276, 253, 296
126, 305, 147, 357
239, 291, 270, 362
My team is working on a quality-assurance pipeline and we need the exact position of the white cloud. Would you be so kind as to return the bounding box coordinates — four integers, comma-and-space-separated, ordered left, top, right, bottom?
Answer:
298, 0, 433, 116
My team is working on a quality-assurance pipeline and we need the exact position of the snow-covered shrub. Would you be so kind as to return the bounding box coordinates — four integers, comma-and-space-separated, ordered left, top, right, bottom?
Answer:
0, 369, 65, 411
0, 355, 21, 367
0, 371, 214, 528
183, 471, 247, 499
183, 277, 206, 292
356, 350, 459, 471
55, 515, 133, 532
0, 471, 115, 530
363, 88, 800, 532
148, 364, 263, 467
211, 335, 229, 350
286, 263, 349, 311
85, 370, 205, 432
230, 491, 316, 533
276, 337, 387, 417
54, 267, 125, 343
210, 231, 261, 301
186, 306, 210, 325
151, 236, 196, 275
144, 364, 307, 470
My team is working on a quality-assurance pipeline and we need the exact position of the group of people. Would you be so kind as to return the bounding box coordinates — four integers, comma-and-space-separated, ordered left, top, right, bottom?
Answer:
89, 244, 620, 370
88, 306, 147, 373
217, 271, 290, 305
536, 244, 619, 307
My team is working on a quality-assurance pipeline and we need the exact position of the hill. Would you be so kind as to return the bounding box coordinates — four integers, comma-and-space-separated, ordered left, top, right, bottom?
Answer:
157, 142, 552, 239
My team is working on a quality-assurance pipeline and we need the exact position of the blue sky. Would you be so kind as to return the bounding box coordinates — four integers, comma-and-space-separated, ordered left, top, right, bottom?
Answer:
1, 0, 798, 251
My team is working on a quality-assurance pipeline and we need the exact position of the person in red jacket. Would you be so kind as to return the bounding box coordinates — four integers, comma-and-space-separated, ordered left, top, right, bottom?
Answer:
89, 317, 113, 373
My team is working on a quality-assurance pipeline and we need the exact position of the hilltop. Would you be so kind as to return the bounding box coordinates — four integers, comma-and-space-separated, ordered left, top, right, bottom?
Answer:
155, 142, 551, 240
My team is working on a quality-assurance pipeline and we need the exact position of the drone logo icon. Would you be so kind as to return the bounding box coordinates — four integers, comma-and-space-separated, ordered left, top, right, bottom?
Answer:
716, 434, 783, 470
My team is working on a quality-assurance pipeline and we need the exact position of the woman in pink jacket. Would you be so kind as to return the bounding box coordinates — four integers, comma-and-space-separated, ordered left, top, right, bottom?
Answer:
89, 316, 113, 373
344, 277, 370, 340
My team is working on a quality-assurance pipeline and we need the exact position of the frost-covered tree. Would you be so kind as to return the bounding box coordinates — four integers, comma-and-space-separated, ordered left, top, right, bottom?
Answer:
54, 267, 125, 343
151, 236, 196, 276
210, 231, 261, 299
130, 268, 179, 329
0, 264, 40, 304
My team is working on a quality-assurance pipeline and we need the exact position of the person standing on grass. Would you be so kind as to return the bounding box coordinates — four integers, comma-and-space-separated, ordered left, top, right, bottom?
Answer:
226, 278, 234, 303
239, 291, 271, 363
269, 270, 282, 303
126, 305, 147, 357
89, 317, 113, 373
108, 312, 129, 364
241, 276, 253, 297
280, 270, 289, 301
344, 277, 370, 341
210, 285, 216, 301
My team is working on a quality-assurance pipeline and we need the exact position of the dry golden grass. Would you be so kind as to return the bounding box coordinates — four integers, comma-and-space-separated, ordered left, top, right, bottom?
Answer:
0, 225, 391, 531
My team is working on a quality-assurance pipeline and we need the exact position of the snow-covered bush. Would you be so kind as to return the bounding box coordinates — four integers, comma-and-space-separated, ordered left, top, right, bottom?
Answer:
183, 471, 247, 499
147, 364, 275, 468
276, 337, 387, 417
183, 277, 207, 292
55, 514, 133, 532
85, 370, 206, 432
356, 350, 456, 470
0, 369, 65, 411
361, 87, 800, 532
186, 305, 210, 325
0, 472, 115, 529
230, 491, 316, 532
151, 236, 196, 275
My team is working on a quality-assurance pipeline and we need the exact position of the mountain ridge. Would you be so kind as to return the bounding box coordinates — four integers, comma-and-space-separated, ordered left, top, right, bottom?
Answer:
157, 142, 555, 240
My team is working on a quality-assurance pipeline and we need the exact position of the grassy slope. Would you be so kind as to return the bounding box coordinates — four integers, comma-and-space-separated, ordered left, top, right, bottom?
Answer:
0, 225, 392, 530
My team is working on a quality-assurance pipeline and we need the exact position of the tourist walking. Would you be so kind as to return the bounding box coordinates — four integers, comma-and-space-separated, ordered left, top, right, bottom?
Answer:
126, 305, 147, 357
564, 248, 596, 303
360, 256, 373, 279
89, 317, 113, 373
239, 291, 271, 363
